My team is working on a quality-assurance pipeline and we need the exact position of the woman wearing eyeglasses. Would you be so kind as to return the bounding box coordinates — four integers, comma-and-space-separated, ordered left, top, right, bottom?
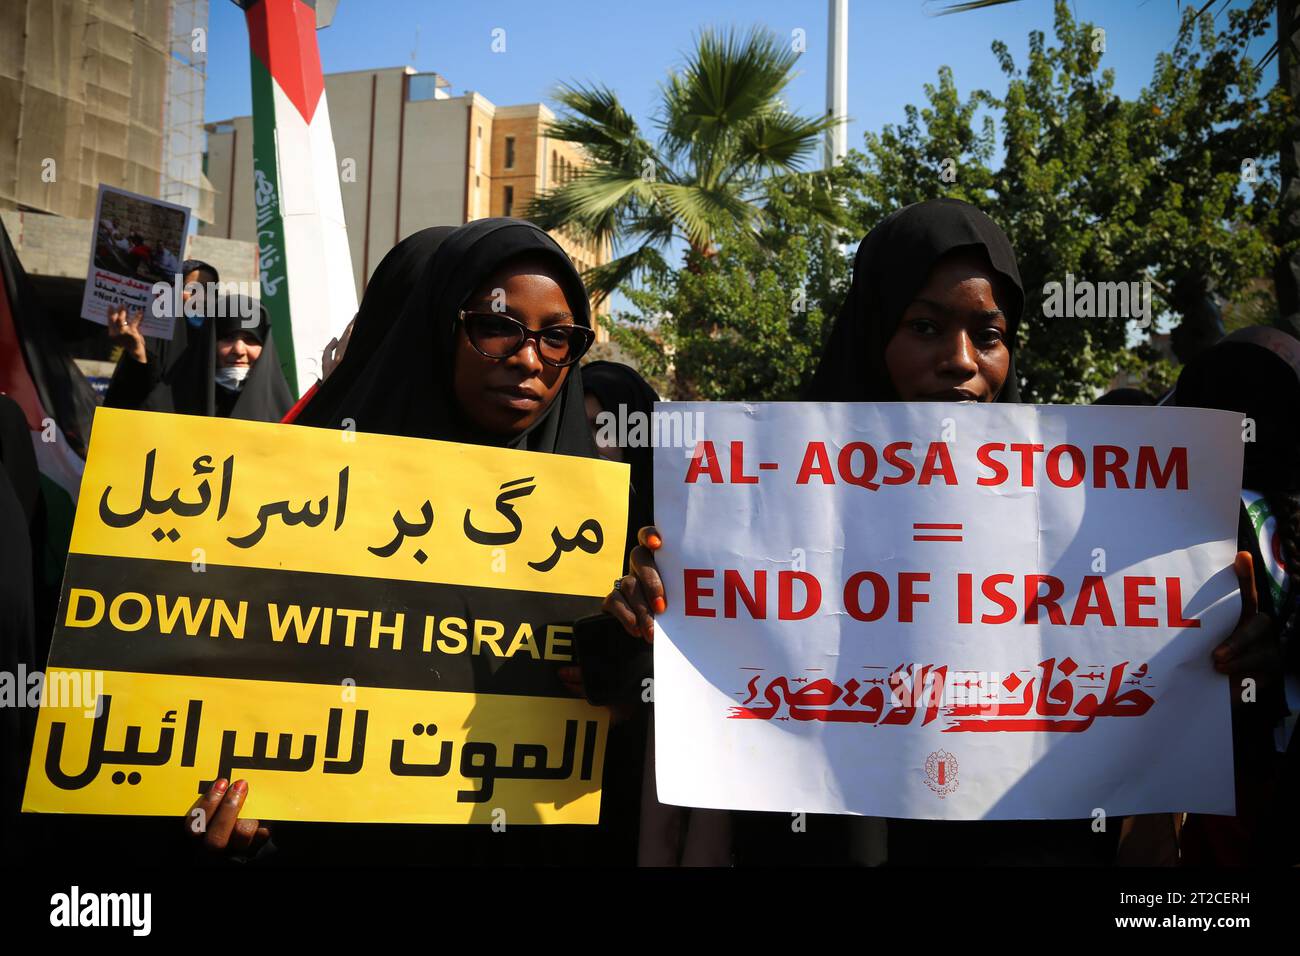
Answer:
177, 219, 616, 865
291, 218, 596, 448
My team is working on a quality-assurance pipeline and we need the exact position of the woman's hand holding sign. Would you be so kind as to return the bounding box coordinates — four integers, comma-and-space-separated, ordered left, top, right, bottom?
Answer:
106, 304, 147, 364
1214, 550, 1283, 709
604, 526, 665, 643
185, 778, 271, 860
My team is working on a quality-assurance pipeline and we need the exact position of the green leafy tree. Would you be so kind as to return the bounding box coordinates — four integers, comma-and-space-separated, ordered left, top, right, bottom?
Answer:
937, 0, 1300, 342
607, 173, 855, 400
844, 0, 1285, 401
526, 26, 845, 304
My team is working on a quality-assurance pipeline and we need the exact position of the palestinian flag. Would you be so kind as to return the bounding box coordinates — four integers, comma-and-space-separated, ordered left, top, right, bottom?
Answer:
240, 0, 357, 396
0, 216, 97, 588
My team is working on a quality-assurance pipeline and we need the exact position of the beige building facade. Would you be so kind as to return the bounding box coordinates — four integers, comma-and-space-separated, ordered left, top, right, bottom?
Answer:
203, 66, 609, 330
1, 0, 213, 223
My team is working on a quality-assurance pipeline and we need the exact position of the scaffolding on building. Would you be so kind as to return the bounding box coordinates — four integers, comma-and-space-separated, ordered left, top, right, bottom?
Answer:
0, 0, 209, 222
161, 0, 214, 224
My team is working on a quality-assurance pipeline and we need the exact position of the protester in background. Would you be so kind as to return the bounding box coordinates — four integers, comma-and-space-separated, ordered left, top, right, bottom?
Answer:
181, 258, 220, 294
1174, 326, 1300, 866
160, 258, 221, 368
2, 218, 172, 867
285, 226, 456, 424
105, 293, 291, 422
189, 218, 611, 864
103, 258, 219, 398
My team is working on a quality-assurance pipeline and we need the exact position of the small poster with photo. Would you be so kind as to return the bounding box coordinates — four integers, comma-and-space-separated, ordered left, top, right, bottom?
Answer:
80, 184, 192, 341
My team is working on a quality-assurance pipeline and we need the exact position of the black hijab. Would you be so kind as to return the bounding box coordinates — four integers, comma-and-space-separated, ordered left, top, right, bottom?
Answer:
805, 198, 1024, 402
137, 294, 293, 421
1175, 325, 1300, 606
581, 361, 659, 563
294, 226, 455, 424
153, 258, 219, 372
1174, 325, 1300, 495
295, 218, 598, 459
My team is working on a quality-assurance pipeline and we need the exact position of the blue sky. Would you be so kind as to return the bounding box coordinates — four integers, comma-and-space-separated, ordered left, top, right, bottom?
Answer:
205, 0, 1271, 156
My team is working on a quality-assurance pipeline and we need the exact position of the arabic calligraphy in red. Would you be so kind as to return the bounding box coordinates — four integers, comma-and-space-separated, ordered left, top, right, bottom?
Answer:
728, 658, 1155, 732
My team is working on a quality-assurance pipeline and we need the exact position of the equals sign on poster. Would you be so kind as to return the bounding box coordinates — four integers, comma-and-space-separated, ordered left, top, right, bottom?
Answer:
913, 522, 963, 542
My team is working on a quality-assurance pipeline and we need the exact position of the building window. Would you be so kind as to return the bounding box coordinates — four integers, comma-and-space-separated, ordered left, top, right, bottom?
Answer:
475, 125, 482, 171
504, 136, 516, 170
504, 185, 514, 217
408, 74, 445, 101
551, 150, 558, 185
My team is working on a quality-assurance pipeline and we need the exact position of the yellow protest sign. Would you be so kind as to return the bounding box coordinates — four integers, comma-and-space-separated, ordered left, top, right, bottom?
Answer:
24, 408, 628, 824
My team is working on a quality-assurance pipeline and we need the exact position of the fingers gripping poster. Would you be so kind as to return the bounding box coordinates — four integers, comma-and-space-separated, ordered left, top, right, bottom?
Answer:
24, 408, 629, 824
652, 403, 1244, 820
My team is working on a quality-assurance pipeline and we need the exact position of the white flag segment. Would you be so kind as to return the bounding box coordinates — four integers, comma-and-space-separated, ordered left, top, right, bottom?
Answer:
271, 82, 357, 390
653, 403, 1243, 821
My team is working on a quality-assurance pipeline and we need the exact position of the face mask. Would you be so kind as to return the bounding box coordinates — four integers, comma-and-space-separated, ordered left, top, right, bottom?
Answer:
215, 365, 251, 391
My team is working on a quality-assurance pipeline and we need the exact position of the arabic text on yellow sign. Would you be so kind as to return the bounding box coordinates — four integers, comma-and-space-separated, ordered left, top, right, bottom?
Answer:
24, 669, 608, 825
74, 409, 629, 597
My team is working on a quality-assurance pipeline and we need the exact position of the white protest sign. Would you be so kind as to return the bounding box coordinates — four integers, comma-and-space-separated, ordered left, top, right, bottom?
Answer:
653, 403, 1244, 820
80, 184, 191, 341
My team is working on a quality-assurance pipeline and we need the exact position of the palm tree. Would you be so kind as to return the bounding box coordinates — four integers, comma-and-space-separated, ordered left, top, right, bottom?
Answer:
526, 26, 846, 305
934, 0, 1299, 339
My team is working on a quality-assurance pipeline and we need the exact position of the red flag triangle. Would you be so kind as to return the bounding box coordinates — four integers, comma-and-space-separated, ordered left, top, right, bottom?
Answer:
246, 0, 325, 125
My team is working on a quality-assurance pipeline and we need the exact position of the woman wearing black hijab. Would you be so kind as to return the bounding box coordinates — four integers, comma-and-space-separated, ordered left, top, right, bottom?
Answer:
611, 199, 1273, 866
294, 218, 595, 454
605, 199, 1117, 866
804, 198, 1023, 404
155, 259, 220, 373
1173, 326, 1300, 866
607, 196, 1033, 642
103, 258, 217, 405
104, 293, 292, 422
794, 199, 1070, 864
188, 219, 612, 864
